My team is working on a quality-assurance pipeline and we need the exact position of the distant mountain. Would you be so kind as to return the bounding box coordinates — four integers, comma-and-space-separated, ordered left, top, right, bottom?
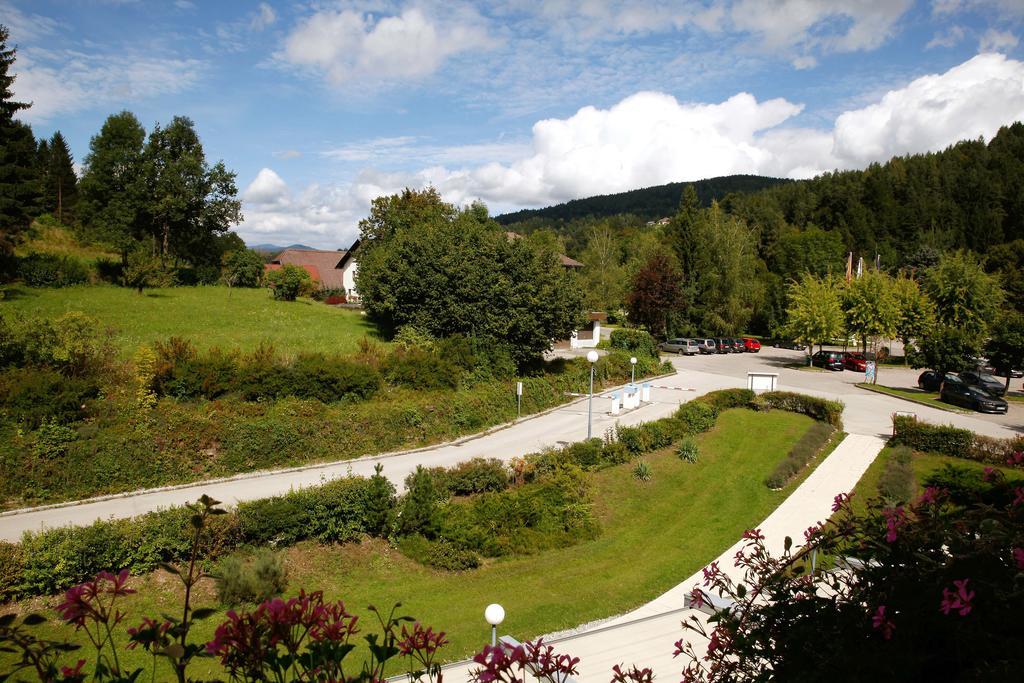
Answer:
495, 174, 792, 226
249, 243, 318, 253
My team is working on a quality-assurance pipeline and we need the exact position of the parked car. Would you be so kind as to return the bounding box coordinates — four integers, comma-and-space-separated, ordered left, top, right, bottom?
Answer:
658, 338, 699, 355
697, 339, 717, 354
773, 339, 807, 351
958, 370, 1007, 396
741, 337, 761, 352
918, 371, 961, 392
843, 352, 868, 372
940, 381, 1008, 413
811, 350, 844, 371
733, 338, 747, 353
716, 338, 737, 353
983, 364, 1024, 378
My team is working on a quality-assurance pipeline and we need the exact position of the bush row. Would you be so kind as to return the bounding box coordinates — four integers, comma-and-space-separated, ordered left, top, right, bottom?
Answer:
754, 391, 844, 430
17, 253, 90, 287
764, 421, 835, 489
891, 415, 1024, 467
877, 446, 916, 504
924, 463, 1024, 508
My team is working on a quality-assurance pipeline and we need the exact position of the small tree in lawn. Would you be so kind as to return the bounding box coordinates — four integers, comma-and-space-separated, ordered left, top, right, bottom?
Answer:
843, 270, 899, 360
365, 463, 397, 536
222, 248, 264, 293
626, 253, 684, 339
123, 247, 164, 294
985, 311, 1024, 392
783, 274, 844, 354
400, 466, 441, 538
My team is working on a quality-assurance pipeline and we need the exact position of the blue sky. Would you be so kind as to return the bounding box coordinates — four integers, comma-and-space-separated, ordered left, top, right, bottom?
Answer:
6, 0, 1024, 248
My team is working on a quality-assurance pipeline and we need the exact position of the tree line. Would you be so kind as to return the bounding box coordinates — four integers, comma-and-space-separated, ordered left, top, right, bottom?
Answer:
0, 25, 243, 285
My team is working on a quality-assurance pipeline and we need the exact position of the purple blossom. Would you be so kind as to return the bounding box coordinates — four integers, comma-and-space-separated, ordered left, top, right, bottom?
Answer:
940, 579, 975, 617
871, 605, 895, 640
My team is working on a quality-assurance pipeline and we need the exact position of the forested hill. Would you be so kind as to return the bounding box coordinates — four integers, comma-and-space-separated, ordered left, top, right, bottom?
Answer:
495, 174, 791, 225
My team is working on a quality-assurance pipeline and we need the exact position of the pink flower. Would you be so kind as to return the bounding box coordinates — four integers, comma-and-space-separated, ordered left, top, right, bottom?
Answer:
611, 663, 654, 683
1013, 548, 1024, 570
871, 605, 895, 640
803, 524, 821, 542
687, 586, 706, 610
742, 528, 764, 542
983, 467, 1000, 482
940, 579, 975, 617
916, 486, 943, 507
398, 622, 448, 657
702, 562, 722, 587
1013, 487, 1024, 508
1007, 450, 1024, 467
831, 492, 853, 513
883, 506, 906, 543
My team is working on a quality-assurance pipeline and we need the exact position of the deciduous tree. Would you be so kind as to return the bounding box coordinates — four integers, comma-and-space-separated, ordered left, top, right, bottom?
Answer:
783, 274, 844, 353
626, 253, 683, 338
985, 312, 1024, 392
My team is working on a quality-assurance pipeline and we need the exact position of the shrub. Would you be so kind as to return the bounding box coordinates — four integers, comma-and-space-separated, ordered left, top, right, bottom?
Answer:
756, 391, 844, 429
399, 535, 481, 571
674, 400, 719, 435
18, 252, 89, 287
383, 348, 460, 390
324, 295, 346, 305
702, 388, 755, 411
364, 464, 397, 536
290, 355, 381, 403
609, 328, 659, 358
0, 367, 98, 427
216, 550, 288, 606
677, 437, 699, 463
400, 466, 442, 537
266, 264, 313, 301
94, 256, 123, 283
924, 464, 1024, 507
31, 420, 78, 459
430, 458, 510, 496
236, 495, 311, 547
764, 421, 833, 489
633, 460, 653, 481
166, 349, 239, 399
0, 541, 23, 602
877, 446, 916, 504
304, 477, 376, 544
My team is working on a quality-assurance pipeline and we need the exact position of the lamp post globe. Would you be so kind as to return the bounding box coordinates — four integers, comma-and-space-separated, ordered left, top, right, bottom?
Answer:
630, 356, 637, 384
586, 350, 599, 364
485, 603, 505, 647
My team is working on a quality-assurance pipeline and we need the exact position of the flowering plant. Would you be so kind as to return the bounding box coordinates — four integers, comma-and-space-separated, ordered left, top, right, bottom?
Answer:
469, 638, 579, 683
675, 484, 1024, 681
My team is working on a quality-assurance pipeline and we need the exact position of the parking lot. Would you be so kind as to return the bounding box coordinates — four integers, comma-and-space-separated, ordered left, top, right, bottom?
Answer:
661, 344, 1024, 432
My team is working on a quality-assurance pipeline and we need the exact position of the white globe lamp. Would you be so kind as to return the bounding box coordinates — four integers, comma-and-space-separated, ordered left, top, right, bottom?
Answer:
485, 603, 505, 646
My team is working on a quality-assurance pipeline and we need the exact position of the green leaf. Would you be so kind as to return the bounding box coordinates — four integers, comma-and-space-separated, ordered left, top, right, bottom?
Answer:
736, 584, 747, 598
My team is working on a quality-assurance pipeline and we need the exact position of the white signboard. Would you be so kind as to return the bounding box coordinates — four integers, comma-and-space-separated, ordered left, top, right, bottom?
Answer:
747, 372, 779, 394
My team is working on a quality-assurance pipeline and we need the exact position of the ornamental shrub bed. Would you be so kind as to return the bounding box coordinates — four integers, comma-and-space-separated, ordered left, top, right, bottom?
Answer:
754, 391, 844, 429
891, 415, 1024, 467
763, 420, 834, 489
876, 445, 916, 504
609, 328, 659, 358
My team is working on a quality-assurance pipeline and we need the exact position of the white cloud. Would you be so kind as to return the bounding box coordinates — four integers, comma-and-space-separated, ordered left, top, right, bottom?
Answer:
730, 0, 914, 64
980, 28, 1019, 52
251, 2, 276, 31
831, 53, 1024, 166
926, 25, 967, 49
0, 1, 60, 42
280, 6, 489, 84
12, 48, 203, 123
241, 53, 1024, 246
273, 149, 303, 160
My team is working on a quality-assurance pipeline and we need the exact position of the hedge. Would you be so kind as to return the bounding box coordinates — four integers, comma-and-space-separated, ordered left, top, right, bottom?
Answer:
891, 415, 1024, 467
755, 391, 844, 430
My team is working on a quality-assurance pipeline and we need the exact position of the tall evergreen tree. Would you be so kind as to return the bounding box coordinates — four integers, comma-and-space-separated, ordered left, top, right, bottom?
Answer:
0, 24, 38, 261
43, 131, 78, 224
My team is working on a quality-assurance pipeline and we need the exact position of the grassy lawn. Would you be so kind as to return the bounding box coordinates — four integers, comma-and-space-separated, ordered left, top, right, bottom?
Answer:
855, 383, 967, 413
2, 408, 823, 678
0, 284, 382, 355
849, 446, 1020, 516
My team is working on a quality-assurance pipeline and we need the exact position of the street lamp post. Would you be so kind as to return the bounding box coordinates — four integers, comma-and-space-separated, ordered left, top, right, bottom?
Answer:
630, 356, 637, 384
587, 350, 599, 439
484, 603, 505, 648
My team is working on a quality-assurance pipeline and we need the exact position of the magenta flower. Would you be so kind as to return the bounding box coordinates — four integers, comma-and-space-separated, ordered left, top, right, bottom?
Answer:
1014, 548, 1024, 570
803, 524, 821, 542
687, 586, 706, 610
611, 663, 655, 683
940, 579, 975, 616
831, 492, 853, 512
1014, 487, 1024, 508
915, 486, 943, 507
1007, 450, 1024, 467
702, 561, 722, 587
742, 528, 765, 542
883, 506, 906, 543
871, 605, 895, 640
398, 622, 449, 657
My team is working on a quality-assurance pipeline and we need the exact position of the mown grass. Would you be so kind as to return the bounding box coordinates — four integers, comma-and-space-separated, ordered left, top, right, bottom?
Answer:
0, 284, 382, 356
1, 408, 819, 678
855, 383, 967, 413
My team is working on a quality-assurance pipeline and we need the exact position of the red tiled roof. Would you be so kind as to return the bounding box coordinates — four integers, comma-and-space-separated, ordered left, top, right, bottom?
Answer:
271, 249, 347, 289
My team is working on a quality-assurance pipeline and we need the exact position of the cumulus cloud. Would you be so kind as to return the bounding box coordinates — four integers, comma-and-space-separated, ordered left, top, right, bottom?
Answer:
250, 2, 276, 31
239, 53, 1024, 247
926, 24, 967, 49
280, 6, 489, 84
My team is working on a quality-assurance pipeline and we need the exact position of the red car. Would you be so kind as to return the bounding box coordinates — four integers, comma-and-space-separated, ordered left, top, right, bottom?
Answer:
742, 338, 761, 352
843, 352, 867, 371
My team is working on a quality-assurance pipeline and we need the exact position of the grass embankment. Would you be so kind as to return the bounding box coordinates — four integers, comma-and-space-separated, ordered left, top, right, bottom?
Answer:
855, 383, 967, 413
15, 225, 119, 264
1, 408, 821, 678
0, 284, 380, 356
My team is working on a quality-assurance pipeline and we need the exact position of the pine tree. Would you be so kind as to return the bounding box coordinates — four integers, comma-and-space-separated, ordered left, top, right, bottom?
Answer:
0, 24, 39, 261
43, 131, 78, 224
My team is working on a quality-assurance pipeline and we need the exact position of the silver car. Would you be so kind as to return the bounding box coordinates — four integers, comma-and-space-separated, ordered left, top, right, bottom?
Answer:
658, 338, 699, 355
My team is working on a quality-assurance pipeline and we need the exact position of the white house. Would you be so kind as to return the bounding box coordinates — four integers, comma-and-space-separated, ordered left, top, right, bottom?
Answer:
337, 239, 360, 301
